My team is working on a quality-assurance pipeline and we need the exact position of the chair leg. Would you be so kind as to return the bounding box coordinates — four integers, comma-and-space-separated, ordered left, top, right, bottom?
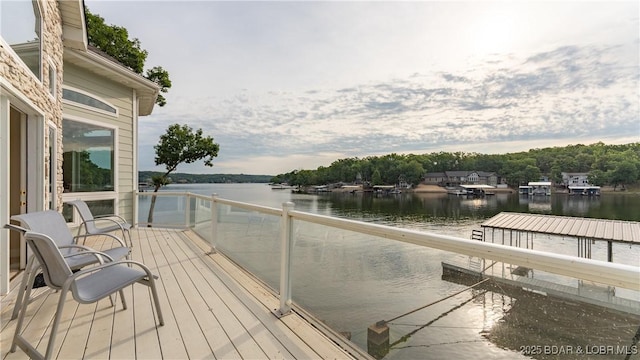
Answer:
76, 226, 86, 245
124, 228, 132, 248
44, 288, 69, 360
148, 277, 164, 326
108, 293, 116, 307
119, 289, 127, 310
11, 256, 38, 320
11, 265, 38, 353
9, 292, 44, 360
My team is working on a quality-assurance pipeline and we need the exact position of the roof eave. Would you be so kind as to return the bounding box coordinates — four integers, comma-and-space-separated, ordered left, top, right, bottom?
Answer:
64, 49, 160, 116
58, 0, 88, 51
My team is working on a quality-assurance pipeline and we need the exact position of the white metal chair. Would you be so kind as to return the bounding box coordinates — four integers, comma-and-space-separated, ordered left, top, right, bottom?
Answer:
7, 210, 130, 320
10, 230, 163, 360
67, 199, 133, 248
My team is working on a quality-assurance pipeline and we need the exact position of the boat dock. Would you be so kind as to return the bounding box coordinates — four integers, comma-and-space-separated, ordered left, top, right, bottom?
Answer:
441, 212, 640, 316
479, 212, 640, 262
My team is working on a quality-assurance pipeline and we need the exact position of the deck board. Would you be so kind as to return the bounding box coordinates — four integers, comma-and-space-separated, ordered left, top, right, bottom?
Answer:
1, 227, 361, 360
135, 228, 193, 360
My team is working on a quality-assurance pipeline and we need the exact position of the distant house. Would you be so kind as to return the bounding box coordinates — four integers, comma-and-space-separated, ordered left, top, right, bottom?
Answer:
561, 172, 591, 187
424, 172, 447, 185
424, 171, 499, 187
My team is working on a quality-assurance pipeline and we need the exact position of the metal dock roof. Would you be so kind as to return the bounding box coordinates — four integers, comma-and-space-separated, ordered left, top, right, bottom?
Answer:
481, 212, 640, 244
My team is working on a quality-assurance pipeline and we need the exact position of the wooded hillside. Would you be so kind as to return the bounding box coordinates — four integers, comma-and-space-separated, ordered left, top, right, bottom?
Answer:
270, 142, 640, 188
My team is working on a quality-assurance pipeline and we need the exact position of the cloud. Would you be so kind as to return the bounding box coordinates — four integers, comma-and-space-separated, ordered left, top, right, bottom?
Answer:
139, 42, 638, 175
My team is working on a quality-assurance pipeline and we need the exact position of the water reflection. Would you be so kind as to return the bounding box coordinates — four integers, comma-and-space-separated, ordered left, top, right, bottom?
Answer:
486, 290, 639, 360
156, 183, 640, 222
519, 195, 552, 212
313, 190, 640, 224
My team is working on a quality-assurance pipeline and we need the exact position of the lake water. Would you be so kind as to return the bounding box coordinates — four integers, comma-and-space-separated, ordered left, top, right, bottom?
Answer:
150, 183, 640, 359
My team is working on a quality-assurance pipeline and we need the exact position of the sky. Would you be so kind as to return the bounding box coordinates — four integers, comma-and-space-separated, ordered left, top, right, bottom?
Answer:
84, 0, 640, 176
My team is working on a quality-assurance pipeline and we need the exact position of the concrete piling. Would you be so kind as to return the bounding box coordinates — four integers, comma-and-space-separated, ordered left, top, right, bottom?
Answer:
367, 321, 390, 359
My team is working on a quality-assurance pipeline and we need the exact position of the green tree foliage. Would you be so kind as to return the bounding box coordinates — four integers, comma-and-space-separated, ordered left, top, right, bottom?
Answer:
371, 169, 382, 185
147, 124, 220, 224
273, 142, 640, 189
501, 158, 540, 186
85, 8, 171, 106
608, 161, 639, 190
145, 66, 172, 107
153, 124, 220, 184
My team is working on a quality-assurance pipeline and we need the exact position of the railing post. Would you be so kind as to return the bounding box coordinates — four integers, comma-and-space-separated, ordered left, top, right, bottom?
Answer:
185, 193, 191, 228
275, 201, 295, 317
209, 194, 218, 254
133, 191, 139, 227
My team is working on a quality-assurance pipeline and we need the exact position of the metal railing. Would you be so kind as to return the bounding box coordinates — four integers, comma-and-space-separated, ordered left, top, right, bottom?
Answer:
136, 191, 640, 318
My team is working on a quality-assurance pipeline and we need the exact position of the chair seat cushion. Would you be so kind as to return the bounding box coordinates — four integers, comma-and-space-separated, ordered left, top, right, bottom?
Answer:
65, 247, 130, 269
73, 265, 146, 303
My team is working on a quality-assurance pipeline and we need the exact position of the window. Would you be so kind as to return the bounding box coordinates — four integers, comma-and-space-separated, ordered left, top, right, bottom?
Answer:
48, 59, 56, 97
0, 0, 42, 79
62, 119, 115, 192
62, 88, 118, 115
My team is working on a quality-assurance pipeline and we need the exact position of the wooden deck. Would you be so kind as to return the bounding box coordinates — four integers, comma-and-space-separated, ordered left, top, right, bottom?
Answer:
1, 228, 363, 359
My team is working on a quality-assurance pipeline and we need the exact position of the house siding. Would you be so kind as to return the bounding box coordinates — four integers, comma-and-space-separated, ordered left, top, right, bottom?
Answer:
62, 63, 135, 221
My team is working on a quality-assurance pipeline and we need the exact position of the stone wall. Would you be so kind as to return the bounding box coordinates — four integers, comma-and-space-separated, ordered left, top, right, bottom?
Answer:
0, 0, 64, 210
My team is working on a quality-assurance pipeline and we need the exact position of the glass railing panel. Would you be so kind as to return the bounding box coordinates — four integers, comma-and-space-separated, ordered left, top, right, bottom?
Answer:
288, 219, 640, 359
137, 193, 187, 228
214, 203, 281, 290
192, 196, 213, 242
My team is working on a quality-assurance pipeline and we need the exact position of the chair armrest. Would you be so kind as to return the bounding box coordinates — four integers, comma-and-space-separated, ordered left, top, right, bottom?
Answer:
58, 245, 115, 263
94, 214, 128, 224
4, 223, 28, 234
73, 231, 128, 248
80, 217, 126, 230
69, 260, 157, 282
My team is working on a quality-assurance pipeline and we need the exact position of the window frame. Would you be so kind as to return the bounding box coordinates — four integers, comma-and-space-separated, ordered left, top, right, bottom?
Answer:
47, 57, 57, 99
61, 115, 119, 195
48, 122, 58, 210
62, 86, 119, 117
0, 0, 43, 81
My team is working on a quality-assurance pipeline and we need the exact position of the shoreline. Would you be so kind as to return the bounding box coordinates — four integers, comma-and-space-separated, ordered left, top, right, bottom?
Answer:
329, 184, 639, 194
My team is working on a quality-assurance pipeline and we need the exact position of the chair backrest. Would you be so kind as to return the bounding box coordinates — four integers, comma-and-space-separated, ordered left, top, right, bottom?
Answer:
24, 231, 73, 289
67, 200, 99, 234
11, 210, 75, 248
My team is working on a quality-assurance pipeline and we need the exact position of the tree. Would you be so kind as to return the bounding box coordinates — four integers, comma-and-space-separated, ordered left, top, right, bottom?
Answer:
147, 124, 220, 225
85, 8, 171, 106
588, 169, 608, 186
371, 169, 382, 185
608, 161, 639, 190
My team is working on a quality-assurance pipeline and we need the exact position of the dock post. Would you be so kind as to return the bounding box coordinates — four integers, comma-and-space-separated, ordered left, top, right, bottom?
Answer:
367, 321, 390, 359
